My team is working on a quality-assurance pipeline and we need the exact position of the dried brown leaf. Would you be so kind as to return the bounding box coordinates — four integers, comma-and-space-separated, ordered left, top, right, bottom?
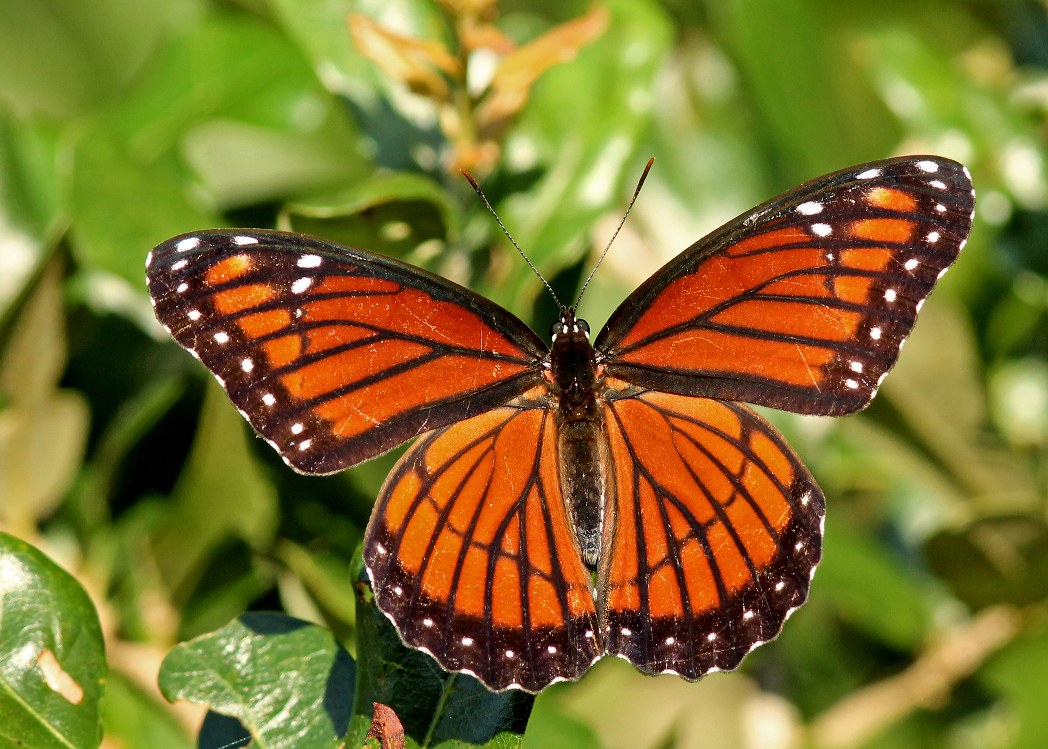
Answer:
365, 702, 405, 749
478, 5, 610, 129
349, 14, 460, 101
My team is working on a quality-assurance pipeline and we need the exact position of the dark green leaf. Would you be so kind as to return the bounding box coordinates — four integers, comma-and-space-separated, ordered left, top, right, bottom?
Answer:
150, 382, 278, 604
350, 552, 533, 748
926, 516, 1048, 609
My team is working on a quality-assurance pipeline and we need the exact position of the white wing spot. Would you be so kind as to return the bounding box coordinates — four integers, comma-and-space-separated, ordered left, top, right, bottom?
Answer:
262, 393, 276, 406
916, 160, 939, 173
795, 541, 805, 551
423, 618, 434, 627
850, 361, 864, 373
884, 288, 897, 302
825, 252, 835, 262
846, 379, 860, 389
775, 581, 786, 592
935, 203, 947, 213
176, 282, 189, 294
797, 201, 823, 215
870, 327, 882, 340
291, 277, 313, 294
811, 223, 832, 237
584, 630, 595, 639
505, 649, 515, 658
291, 423, 304, 435
298, 439, 312, 451
241, 358, 254, 372
706, 632, 717, 642
547, 645, 557, 654
171, 259, 188, 271
927, 231, 940, 243
857, 168, 881, 179
904, 258, 920, 271
176, 237, 201, 252
297, 254, 323, 268
376, 544, 387, 555
462, 636, 474, 646
621, 627, 632, 637
145, 252, 154, 267
665, 636, 676, 645
930, 179, 947, 190
393, 586, 403, 596
743, 610, 755, 621
213, 331, 229, 344
233, 235, 259, 246
188, 309, 202, 321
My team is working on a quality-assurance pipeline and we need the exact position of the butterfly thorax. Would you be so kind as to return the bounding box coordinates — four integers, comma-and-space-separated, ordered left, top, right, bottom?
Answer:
549, 310, 610, 570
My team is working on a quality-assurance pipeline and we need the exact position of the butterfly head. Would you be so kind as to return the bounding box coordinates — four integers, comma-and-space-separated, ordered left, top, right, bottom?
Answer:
550, 309, 590, 343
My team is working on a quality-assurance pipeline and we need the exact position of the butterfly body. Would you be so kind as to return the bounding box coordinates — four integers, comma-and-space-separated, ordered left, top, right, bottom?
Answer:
147, 156, 975, 692
548, 310, 609, 569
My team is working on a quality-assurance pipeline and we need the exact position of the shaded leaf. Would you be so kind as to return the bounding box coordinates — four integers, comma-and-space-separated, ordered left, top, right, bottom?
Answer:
926, 516, 1048, 609
350, 552, 533, 748
150, 382, 278, 602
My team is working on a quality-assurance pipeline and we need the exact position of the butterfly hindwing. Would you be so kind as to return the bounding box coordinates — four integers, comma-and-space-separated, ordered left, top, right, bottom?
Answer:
596, 156, 975, 415
147, 229, 547, 474
599, 388, 825, 678
364, 400, 601, 692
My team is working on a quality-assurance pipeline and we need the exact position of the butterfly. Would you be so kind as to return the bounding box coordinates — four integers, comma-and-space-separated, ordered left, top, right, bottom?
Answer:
146, 156, 975, 693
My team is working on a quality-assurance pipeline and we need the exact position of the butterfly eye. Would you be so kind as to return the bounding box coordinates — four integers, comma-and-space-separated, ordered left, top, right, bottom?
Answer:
550, 321, 568, 340
575, 319, 590, 337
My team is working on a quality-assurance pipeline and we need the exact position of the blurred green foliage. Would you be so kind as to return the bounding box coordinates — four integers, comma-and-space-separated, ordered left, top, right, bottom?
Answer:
1, 0, 1046, 747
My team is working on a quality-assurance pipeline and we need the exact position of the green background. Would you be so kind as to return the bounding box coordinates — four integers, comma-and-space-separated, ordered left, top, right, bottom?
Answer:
1, 0, 1046, 747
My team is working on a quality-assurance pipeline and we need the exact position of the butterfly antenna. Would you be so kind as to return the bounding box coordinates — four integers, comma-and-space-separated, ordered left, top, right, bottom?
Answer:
573, 157, 655, 309
461, 170, 565, 311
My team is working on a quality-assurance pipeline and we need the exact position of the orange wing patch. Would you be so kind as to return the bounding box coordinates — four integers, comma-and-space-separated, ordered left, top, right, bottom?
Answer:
599, 391, 824, 679
364, 405, 601, 692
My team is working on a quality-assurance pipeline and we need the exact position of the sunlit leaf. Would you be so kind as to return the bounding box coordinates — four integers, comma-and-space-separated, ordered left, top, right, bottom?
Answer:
0, 533, 106, 748
159, 612, 354, 748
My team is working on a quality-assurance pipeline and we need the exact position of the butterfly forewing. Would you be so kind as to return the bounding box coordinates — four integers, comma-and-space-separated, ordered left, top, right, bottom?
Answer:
146, 229, 547, 474
596, 157, 975, 416
599, 389, 824, 678
364, 402, 602, 692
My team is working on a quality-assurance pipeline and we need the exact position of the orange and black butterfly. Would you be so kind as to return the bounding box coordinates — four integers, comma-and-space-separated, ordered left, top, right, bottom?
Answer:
146, 156, 975, 692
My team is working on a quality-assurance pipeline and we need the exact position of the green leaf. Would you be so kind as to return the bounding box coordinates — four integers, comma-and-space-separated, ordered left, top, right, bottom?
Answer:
0, 533, 106, 749
817, 520, 933, 650
926, 516, 1048, 609
703, 0, 898, 177
980, 622, 1048, 749
495, 0, 673, 316
285, 171, 461, 269
0, 263, 89, 535
265, 0, 448, 172
350, 553, 533, 748
70, 12, 368, 286
0, 0, 193, 119
159, 611, 354, 748
150, 381, 279, 603
101, 671, 193, 749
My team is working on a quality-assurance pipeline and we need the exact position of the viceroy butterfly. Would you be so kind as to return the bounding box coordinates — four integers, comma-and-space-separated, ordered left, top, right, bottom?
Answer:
146, 156, 974, 692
